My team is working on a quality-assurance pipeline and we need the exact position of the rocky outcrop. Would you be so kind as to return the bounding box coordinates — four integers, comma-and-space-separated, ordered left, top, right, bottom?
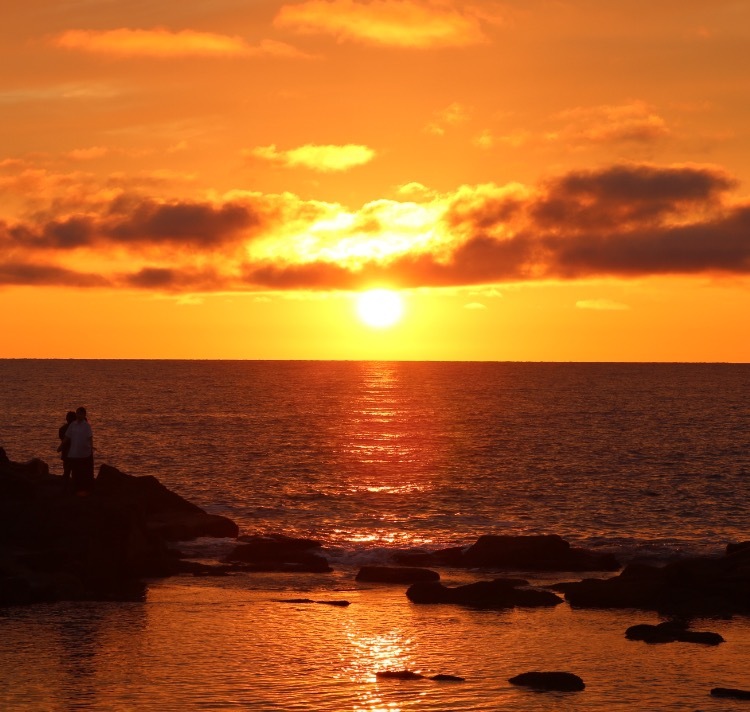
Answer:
225, 534, 332, 573
406, 578, 562, 608
625, 621, 724, 645
711, 687, 750, 700
96, 464, 238, 540
391, 535, 618, 572
0, 454, 239, 605
559, 544, 750, 615
509, 671, 585, 692
356, 566, 439, 584
462, 535, 619, 571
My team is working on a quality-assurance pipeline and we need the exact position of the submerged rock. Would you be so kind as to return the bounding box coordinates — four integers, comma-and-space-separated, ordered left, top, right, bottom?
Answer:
356, 566, 439, 584
509, 671, 585, 692
430, 674, 465, 682
274, 598, 350, 606
625, 621, 724, 645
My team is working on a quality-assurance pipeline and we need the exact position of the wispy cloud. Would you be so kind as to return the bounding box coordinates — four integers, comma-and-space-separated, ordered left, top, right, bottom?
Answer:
425, 102, 471, 136
245, 143, 376, 172
275, 0, 501, 48
576, 299, 630, 311
53, 28, 309, 59
0, 83, 122, 104
547, 101, 671, 146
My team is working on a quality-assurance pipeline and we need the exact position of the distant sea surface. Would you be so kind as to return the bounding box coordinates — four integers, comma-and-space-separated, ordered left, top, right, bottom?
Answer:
1, 360, 750, 711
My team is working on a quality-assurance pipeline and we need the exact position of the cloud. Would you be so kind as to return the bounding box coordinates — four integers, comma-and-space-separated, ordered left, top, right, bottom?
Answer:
464, 302, 487, 309
0, 261, 108, 287
547, 101, 671, 146
576, 299, 630, 311
275, 0, 499, 48
425, 102, 471, 136
53, 28, 309, 59
3, 162, 750, 293
0, 83, 122, 104
66, 146, 110, 161
0, 196, 264, 252
245, 143, 375, 172
243, 163, 750, 289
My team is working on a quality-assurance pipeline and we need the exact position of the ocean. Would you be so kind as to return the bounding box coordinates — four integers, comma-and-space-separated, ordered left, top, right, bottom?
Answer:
1, 360, 749, 710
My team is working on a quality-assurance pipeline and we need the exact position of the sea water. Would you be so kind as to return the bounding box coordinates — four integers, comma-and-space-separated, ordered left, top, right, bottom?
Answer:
1, 360, 749, 710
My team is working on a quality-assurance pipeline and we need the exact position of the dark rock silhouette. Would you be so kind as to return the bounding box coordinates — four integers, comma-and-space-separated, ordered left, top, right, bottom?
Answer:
275, 598, 351, 606
376, 670, 425, 680
0, 453, 239, 605
711, 687, 750, 700
430, 674, 465, 682
509, 671, 585, 692
97, 464, 238, 540
463, 534, 619, 571
225, 534, 332, 573
625, 620, 724, 645
391, 535, 618, 572
406, 578, 562, 608
356, 566, 440, 584
560, 545, 750, 615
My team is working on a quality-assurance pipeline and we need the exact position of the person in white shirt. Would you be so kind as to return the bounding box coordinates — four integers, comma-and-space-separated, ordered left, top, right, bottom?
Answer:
63, 406, 94, 494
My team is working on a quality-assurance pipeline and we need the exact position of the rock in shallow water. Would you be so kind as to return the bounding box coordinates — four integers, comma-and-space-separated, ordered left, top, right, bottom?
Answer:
392, 534, 619, 572
625, 621, 724, 645
376, 670, 424, 680
406, 579, 562, 608
225, 535, 332, 572
711, 687, 750, 700
561, 550, 750, 616
509, 671, 585, 692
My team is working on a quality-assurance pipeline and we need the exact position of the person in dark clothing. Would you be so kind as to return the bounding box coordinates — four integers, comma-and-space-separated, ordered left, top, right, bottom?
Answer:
57, 411, 77, 493
61, 407, 94, 495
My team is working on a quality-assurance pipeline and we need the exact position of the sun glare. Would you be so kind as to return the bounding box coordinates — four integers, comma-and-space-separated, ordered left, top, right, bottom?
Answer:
356, 289, 404, 329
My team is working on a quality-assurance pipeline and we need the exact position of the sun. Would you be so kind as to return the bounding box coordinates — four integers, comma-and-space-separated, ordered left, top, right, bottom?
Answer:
356, 289, 404, 328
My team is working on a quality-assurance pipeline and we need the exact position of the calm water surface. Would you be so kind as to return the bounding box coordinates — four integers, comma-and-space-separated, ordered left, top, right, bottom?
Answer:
1, 360, 749, 710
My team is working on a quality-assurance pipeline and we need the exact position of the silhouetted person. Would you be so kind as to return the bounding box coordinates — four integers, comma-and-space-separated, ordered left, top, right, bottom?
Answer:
57, 411, 76, 493
62, 406, 94, 495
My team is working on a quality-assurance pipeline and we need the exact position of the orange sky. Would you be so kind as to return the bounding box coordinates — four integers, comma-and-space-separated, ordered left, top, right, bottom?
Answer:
2, 0, 749, 360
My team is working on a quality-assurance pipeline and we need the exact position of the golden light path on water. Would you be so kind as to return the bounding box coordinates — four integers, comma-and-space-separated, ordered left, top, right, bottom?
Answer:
333, 360, 444, 548
4, 578, 747, 710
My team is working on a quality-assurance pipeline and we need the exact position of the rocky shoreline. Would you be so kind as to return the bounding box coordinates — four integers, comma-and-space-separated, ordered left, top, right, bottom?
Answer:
0, 450, 237, 604
2, 450, 750, 623
4, 450, 750, 701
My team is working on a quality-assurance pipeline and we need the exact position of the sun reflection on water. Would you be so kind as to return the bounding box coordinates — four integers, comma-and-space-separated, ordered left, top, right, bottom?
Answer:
337, 623, 428, 712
